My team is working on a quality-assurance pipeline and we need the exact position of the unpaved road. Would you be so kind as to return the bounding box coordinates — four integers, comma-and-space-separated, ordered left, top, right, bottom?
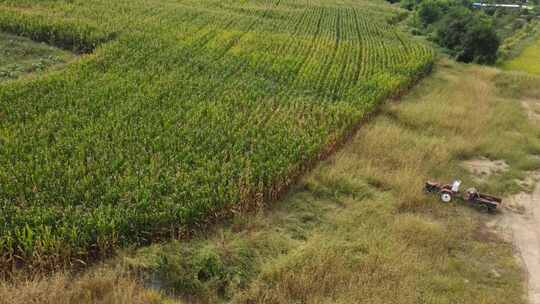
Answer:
503, 176, 540, 304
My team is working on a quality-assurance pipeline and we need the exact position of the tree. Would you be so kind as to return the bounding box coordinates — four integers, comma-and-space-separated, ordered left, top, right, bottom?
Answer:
417, 0, 444, 26
401, 0, 421, 11
533, 5, 540, 17
436, 7, 500, 64
460, 18, 500, 63
435, 7, 472, 50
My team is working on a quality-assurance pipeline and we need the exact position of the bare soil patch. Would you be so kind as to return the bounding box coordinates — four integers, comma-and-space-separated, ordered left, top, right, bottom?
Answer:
488, 168, 540, 304
502, 175, 540, 304
521, 99, 540, 122
462, 157, 509, 182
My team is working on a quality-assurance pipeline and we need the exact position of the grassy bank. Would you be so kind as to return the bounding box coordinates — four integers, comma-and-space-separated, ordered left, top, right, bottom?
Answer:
2, 59, 538, 303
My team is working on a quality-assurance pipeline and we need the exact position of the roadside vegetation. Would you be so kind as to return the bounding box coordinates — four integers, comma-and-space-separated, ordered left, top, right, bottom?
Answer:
0, 0, 433, 270
2, 58, 538, 304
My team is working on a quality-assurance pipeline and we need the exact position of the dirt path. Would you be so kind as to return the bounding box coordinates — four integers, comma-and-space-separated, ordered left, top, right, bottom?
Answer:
502, 175, 540, 304
465, 159, 540, 303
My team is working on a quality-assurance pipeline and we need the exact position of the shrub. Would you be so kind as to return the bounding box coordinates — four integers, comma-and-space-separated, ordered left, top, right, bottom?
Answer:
436, 7, 500, 63
401, 0, 421, 10
461, 17, 500, 63
417, 0, 445, 26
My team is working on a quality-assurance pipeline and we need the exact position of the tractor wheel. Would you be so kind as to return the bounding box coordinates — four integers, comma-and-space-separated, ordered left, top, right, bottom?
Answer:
440, 191, 453, 203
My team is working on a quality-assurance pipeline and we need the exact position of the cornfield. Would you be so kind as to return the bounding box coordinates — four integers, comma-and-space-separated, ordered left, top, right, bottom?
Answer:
0, 0, 434, 269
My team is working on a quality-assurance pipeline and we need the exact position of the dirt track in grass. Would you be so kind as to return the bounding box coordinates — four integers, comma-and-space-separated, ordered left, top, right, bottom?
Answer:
493, 176, 540, 304
511, 183, 540, 304
489, 96, 540, 304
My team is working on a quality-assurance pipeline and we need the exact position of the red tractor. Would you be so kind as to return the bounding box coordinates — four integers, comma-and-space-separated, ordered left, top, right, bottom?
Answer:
424, 180, 502, 212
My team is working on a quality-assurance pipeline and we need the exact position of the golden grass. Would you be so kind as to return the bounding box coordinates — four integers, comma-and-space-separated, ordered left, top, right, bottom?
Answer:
2, 58, 539, 303
0, 268, 166, 304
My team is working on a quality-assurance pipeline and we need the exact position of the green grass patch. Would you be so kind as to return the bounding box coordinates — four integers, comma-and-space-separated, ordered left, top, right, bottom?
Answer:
502, 36, 540, 75
499, 20, 540, 62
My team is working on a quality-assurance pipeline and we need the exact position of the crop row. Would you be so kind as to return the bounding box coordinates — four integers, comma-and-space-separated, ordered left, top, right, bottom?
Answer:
0, 0, 434, 270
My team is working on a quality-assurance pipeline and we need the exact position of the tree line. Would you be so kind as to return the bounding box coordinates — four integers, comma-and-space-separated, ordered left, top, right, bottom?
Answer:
388, 0, 540, 64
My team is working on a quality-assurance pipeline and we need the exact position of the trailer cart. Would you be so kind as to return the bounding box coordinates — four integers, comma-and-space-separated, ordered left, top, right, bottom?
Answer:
424, 180, 502, 212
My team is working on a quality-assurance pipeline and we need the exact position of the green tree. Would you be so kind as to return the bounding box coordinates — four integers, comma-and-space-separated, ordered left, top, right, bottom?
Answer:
461, 18, 500, 63
532, 5, 540, 17
401, 0, 421, 11
436, 7, 500, 64
436, 7, 472, 49
417, 0, 446, 26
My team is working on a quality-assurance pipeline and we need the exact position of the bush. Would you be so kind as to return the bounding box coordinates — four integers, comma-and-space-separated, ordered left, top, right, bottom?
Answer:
436, 7, 500, 64
417, 0, 445, 26
461, 18, 500, 63
533, 6, 540, 17
401, 0, 421, 11
435, 7, 471, 49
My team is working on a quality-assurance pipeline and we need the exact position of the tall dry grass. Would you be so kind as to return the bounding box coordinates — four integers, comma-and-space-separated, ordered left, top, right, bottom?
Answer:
0, 268, 165, 304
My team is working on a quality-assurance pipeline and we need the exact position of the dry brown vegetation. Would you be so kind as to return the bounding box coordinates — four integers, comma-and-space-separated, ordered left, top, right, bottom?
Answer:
0, 269, 164, 304
2, 59, 539, 303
